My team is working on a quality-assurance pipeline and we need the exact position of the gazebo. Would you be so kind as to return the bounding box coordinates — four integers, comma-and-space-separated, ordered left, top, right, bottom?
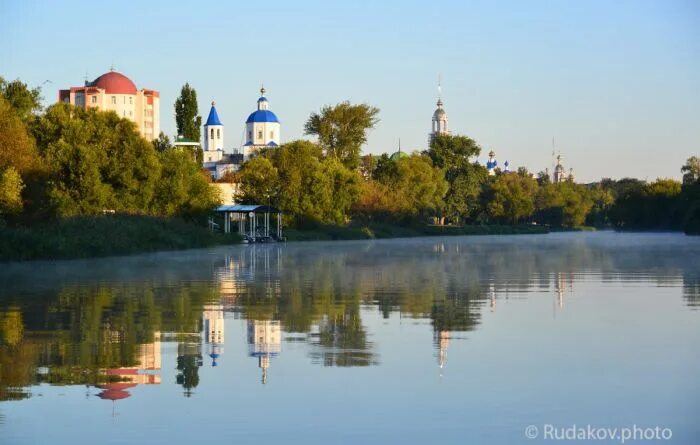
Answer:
214, 204, 282, 242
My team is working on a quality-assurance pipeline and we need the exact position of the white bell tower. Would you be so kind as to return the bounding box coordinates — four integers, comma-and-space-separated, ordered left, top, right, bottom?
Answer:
430, 76, 449, 142
203, 101, 224, 163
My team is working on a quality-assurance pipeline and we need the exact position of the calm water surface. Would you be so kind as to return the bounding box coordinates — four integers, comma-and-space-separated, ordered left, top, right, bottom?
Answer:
0, 232, 699, 444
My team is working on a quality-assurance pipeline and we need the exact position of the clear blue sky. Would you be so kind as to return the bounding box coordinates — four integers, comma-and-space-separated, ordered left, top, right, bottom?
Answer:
1, 0, 698, 182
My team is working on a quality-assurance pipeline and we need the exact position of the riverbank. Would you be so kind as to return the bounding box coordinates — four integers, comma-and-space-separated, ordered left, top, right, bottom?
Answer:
284, 222, 550, 242
0, 215, 242, 262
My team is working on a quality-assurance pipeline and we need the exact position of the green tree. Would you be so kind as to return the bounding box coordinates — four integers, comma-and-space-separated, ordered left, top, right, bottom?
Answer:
304, 102, 379, 170
152, 149, 220, 217
270, 140, 358, 225
482, 172, 537, 224
535, 182, 594, 227
237, 156, 280, 205
153, 132, 172, 153
0, 77, 42, 123
0, 167, 24, 216
35, 104, 161, 216
0, 98, 40, 175
426, 134, 486, 224
174, 83, 202, 142
681, 156, 700, 185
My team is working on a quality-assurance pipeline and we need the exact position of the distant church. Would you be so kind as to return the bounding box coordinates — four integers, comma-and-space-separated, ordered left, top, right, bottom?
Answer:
430, 86, 449, 143
201, 87, 281, 180
243, 86, 281, 157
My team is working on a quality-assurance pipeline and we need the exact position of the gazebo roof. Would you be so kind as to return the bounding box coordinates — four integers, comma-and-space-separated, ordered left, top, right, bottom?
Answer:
215, 204, 280, 214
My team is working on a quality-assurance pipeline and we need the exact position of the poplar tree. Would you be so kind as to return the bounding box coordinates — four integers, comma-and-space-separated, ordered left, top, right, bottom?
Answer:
174, 83, 202, 142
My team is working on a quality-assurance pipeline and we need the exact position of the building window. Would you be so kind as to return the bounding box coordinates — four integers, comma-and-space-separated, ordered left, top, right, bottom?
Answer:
111, 96, 116, 104
123, 97, 126, 104
211, 129, 214, 139
258, 130, 263, 139
129, 110, 132, 117
248, 131, 252, 140
91, 96, 97, 104
217, 129, 220, 139
129, 97, 133, 104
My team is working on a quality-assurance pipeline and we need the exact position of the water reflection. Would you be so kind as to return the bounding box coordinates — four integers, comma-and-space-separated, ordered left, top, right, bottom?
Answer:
0, 233, 698, 404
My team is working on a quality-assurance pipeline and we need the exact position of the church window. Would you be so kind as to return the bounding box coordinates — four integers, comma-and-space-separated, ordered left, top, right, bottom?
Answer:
111, 96, 116, 104
123, 97, 126, 104
91, 96, 96, 104
129, 97, 133, 105
217, 129, 220, 139
258, 130, 263, 140
248, 131, 252, 140
211, 129, 214, 139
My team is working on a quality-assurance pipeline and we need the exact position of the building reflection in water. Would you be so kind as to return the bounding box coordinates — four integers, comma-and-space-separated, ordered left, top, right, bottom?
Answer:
247, 320, 281, 384
554, 272, 572, 310
96, 333, 162, 413
203, 304, 225, 366
436, 330, 450, 376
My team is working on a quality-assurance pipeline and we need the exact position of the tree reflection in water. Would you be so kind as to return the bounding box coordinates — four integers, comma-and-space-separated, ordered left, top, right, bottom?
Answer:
0, 234, 698, 399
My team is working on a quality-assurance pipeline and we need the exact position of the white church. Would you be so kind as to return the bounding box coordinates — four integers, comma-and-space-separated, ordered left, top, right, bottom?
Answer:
202, 87, 281, 180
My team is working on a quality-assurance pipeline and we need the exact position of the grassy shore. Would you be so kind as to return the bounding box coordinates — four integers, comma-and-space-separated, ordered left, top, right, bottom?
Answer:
0, 215, 242, 262
284, 222, 550, 242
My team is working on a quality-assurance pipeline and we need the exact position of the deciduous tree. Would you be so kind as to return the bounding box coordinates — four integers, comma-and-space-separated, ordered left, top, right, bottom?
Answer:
304, 102, 379, 170
174, 83, 202, 142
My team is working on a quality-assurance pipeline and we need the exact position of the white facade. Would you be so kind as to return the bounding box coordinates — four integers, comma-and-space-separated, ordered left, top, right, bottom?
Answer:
432, 98, 449, 137
203, 101, 224, 163
244, 87, 281, 158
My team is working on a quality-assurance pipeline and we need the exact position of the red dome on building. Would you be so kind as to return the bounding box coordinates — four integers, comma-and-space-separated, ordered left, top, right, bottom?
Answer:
90, 70, 138, 94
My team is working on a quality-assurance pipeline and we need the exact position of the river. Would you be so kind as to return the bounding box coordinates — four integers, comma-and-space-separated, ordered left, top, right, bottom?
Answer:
0, 232, 698, 444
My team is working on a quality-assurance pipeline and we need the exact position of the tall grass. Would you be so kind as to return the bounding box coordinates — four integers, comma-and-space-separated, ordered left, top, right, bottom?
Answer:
0, 215, 241, 261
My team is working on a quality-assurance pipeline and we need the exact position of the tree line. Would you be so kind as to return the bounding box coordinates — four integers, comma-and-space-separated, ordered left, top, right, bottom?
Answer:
0, 77, 218, 224
237, 101, 700, 234
1, 75, 698, 235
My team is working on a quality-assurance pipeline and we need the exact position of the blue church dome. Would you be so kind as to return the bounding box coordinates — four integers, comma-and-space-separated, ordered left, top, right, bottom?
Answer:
246, 110, 279, 124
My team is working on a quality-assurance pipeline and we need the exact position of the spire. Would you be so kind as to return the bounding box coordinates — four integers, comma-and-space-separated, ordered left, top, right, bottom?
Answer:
437, 73, 442, 106
260, 84, 266, 97
205, 101, 222, 126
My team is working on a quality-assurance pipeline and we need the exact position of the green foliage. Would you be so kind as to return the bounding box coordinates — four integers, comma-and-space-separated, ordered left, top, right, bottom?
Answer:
681, 156, 700, 185
535, 182, 594, 227
153, 132, 172, 152
425, 134, 486, 223
0, 76, 42, 123
609, 178, 683, 229
239, 140, 362, 226
174, 83, 202, 142
354, 154, 447, 223
34, 104, 162, 216
304, 101, 379, 170
152, 149, 220, 217
0, 167, 24, 216
238, 155, 279, 204
0, 97, 40, 175
482, 173, 538, 224
0, 215, 241, 261
25, 103, 218, 219
426, 134, 481, 170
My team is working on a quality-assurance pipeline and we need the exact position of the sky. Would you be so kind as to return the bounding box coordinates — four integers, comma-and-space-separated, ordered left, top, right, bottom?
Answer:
1, 0, 698, 182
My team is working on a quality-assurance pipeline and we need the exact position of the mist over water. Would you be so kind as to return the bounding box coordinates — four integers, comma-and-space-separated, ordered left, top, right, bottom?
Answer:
1, 232, 699, 444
